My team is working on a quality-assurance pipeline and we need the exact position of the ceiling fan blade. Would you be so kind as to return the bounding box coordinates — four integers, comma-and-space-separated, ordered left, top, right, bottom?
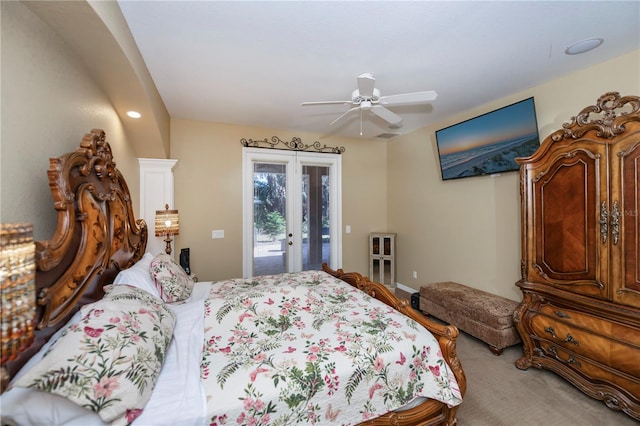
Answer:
378, 90, 438, 106
330, 106, 359, 126
371, 105, 403, 125
301, 100, 352, 106
357, 73, 376, 98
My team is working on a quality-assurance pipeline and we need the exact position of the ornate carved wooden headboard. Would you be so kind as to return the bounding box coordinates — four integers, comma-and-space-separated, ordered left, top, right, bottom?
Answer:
4, 129, 147, 380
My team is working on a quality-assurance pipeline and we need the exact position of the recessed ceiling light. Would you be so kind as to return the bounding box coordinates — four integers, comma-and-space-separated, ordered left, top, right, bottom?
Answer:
565, 38, 604, 55
126, 110, 142, 119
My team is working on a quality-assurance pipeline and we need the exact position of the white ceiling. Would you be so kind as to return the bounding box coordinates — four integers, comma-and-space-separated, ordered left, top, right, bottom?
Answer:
117, 1, 640, 140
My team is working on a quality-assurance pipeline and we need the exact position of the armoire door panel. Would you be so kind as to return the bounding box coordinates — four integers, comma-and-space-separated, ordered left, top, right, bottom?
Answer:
612, 138, 640, 306
540, 163, 589, 273
531, 148, 606, 298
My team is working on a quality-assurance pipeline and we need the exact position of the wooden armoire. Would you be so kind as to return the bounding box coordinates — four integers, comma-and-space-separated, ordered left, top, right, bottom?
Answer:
514, 92, 640, 420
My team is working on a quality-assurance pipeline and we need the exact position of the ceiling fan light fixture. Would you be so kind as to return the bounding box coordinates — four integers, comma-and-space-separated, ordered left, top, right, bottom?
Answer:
565, 38, 604, 55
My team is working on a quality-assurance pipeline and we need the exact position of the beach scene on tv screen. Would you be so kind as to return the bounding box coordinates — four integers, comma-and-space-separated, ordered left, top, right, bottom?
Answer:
436, 98, 540, 180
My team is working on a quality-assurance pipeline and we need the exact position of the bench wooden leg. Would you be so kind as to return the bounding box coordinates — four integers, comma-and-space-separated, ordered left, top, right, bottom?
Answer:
489, 345, 504, 356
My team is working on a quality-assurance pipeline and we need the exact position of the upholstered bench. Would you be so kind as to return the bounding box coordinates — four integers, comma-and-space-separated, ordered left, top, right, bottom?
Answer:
419, 282, 521, 355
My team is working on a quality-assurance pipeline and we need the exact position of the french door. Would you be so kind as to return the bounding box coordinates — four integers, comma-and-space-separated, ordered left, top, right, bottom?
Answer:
242, 148, 342, 277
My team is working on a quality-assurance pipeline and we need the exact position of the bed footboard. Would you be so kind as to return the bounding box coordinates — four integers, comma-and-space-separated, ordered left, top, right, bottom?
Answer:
322, 264, 467, 425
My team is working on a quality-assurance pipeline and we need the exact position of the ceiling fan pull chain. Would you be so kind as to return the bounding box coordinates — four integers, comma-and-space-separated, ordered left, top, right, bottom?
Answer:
360, 109, 363, 136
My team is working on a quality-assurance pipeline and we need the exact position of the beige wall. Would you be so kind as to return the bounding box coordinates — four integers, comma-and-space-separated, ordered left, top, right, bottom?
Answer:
170, 120, 387, 281
1, 1, 138, 241
388, 50, 640, 301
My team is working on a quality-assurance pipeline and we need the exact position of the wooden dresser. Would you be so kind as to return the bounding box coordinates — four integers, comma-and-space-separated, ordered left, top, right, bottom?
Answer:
514, 92, 640, 420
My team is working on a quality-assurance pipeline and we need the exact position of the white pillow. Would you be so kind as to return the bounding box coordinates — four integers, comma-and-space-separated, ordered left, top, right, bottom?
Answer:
0, 387, 107, 426
112, 252, 160, 299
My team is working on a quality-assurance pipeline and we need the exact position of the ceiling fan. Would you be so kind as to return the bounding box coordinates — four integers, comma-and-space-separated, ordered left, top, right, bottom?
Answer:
301, 72, 437, 135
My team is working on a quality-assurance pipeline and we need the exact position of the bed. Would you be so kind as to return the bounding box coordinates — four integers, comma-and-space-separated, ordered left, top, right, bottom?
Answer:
0, 129, 467, 425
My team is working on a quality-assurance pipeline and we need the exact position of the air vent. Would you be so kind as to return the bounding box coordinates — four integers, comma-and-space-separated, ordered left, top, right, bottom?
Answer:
375, 132, 400, 139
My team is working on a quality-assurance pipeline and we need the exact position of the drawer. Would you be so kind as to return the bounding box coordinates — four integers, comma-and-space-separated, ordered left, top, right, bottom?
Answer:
538, 303, 640, 348
538, 341, 640, 402
531, 314, 640, 377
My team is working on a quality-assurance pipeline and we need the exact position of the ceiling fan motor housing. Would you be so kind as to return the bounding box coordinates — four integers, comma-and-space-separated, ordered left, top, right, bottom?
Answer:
352, 88, 381, 104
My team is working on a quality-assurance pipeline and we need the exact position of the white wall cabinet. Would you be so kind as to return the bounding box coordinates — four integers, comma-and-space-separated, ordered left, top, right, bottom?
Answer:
369, 233, 395, 288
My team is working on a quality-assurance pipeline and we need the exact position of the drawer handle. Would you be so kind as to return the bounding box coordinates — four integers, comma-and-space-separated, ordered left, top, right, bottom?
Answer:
567, 356, 582, 367
545, 328, 579, 346
564, 334, 579, 346
547, 346, 582, 368
554, 311, 570, 318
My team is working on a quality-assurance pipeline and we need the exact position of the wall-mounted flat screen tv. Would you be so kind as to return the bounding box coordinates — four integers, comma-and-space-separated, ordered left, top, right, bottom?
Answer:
435, 97, 540, 181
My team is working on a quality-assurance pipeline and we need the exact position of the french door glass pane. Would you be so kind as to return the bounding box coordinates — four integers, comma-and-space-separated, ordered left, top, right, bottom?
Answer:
302, 165, 330, 270
253, 163, 286, 276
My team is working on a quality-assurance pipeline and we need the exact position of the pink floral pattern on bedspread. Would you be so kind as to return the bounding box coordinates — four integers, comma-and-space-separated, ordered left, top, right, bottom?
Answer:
200, 271, 461, 425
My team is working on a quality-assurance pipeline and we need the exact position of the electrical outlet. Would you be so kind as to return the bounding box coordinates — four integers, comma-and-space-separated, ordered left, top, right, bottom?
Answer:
211, 230, 224, 239
412, 271, 417, 279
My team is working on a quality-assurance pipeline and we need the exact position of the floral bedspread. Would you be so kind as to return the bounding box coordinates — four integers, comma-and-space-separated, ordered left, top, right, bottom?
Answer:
200, 271, 462, 425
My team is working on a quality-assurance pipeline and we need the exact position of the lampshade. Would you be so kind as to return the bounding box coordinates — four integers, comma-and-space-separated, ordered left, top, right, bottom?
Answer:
0, 223, 36, 366
155, 204, 180, 237
155, 205, 179, 255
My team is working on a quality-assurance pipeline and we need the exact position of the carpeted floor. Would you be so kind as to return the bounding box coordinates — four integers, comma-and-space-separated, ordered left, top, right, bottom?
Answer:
453, 331, 637, 425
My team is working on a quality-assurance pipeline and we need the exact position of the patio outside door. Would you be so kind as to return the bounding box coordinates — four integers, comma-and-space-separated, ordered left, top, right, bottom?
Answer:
242, 148, 341, 277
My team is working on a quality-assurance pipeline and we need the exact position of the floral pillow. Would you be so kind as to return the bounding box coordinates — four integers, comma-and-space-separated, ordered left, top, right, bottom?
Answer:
149, 253, 194, 303
13, 284, 176, 426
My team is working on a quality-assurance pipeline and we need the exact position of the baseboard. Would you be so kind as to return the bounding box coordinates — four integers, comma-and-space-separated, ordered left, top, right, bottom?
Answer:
395, 282, 415, 294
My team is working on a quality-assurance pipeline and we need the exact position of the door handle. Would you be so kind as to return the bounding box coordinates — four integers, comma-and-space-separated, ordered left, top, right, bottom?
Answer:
600, 200, 620, 245
599, 201, 608, 244
611, 200, 620, 245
